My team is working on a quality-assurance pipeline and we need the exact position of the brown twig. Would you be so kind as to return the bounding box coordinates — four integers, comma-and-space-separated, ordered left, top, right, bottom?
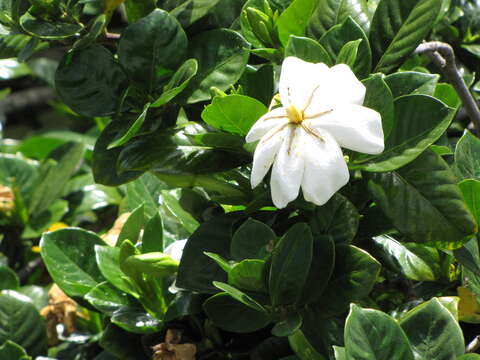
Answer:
414, 41, 480, 136
466, 335, 480, 353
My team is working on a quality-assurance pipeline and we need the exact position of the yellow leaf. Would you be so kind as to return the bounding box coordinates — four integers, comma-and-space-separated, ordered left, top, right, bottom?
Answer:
47, 222, 68, 232
458, 286, 480, 323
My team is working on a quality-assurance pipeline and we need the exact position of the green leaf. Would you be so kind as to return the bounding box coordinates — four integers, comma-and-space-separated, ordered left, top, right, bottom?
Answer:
40, 228, 106, 297
228, 259, 266, 292
0, 33, 38, 59
203, 292, 270, 333
177, 214, 243, 292
85, 281, 137, 315
384, 71, 439, 99
17, 286, 48, 311
73, 14, 106, 50
0, 266, 19, 290
213, 281, 266, 312
0, 290, 47, 357
400, 298, 464, 360
20, 12, 83, 39
272, 312, 302, 337
370, 0, 441, 73
345, 304, 414, 360
459, 179, 480, 224
238, 63, 274, 106
125, 173, 166, 218
99, 323, 148, 360
0, 340, 31, 360
269, 223, 313, 306
118, 9, 187, 92
95, 245, 137, 295
455, 130, 480, 180
316, 245, 381, 316
117, 123, 250, 176
125, 252, 179, 278
307, 0, 370, 39
308, 193, 359, 244
367, 150, 478, 249
169, 0, 221, 28
201, 94, 267, 136
160, 190, 200, 234
0, 153, 38, 199
28, 142, 85, 215
142, 213, 164, 253
336, 39, 361, 67
334, 347, 346, 360
372, 235, 442, 281
116, 204, 145, 246
457, 355, 480, 360
276, 0, 319, 46
361, 74, 394, 139
230, 218, 276, 261
111, 306, 163, 334
151, 59, 198, 107
284, 36, 333, 65
319, 17, 371, 79
288, 329, 325, 360
124, 0, 155, 22
55, 45, 127, 117
354, 95, 454, 172
108, 103, 150, 149
204, 252, 234, 273
183, 29, 250, 103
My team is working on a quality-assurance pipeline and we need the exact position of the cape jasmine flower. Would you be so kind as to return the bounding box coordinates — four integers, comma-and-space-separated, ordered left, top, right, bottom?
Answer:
246, 57, 384, 208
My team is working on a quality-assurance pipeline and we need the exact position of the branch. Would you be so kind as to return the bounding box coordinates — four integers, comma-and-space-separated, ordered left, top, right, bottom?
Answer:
414, 41, 480, 136
466, 335, 480, 353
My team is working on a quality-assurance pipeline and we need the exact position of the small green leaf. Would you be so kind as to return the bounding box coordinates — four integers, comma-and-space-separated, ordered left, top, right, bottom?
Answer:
230, 218, 276, 261
336, 39, 362, 67
0, 266, 19, 290
455, 130, 480, 180
276, 0, 319, 46
20, 12, 83, 39
285, 35, 333, 65
204, 252, 235, 273
213, 281, 266, 312
272, 312, 302, 337
142, 213, 164, 253
116, 204, 145, 246
384, 71, 439, 98
85, 281, 137, 315
124, 0, 155, 22
108, 103, 150, 149
228, 259, 266, 292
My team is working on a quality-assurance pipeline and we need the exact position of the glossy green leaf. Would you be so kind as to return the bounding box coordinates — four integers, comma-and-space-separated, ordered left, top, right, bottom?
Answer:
317, 245, 381, 316
118, 9, 187, 92
276, 0, 319, 46
319, 17, 371, 79
288, 329, 325, 360
124, 252, 179, 278
85, 281, 137, 315
336, 39, 361, 67
373, 235, 442, 281
213, 281, 266, 312
228, 259, 266, 292
285, 36, 333, 65
455, 130, 480, 180
142, 213, 164, 253
183, 29, 250, 103
370, 0, 441, 73
108, 103, 150, 149
20, 12, 83, 39
40, 228, 106, 297
355, 95, 454, 172
308, 194, 359, 244
459, 179, 480, 224
169, 0, 221, 27
269, 223, 313, 306
334, 346, 346, 360
272, 312, 302, 337
345, 304, 414, 360
203, 292, 270, 333
160, 190, 199, 234
434, 83, 461, 109
367, 150, 478, 249
116, 204, 145, 246
0, 340, 31, 360
238, 64, 274, 106
204, 252, 234, 273
151, 58, 198, 107
400, 298, 464, 360
0, 266, 19, 290
124, 0, 155, 22
55, 45, 127, 117
177, 213, 243, 292
307, 0, 370, 38
0, 290, 47, 357
95, 245, 137, 295
111, 306, 163, 334
125, 173, 166, 218
202, 94, 267, 136
230, 218, 276, 261
384, 71, 439, 99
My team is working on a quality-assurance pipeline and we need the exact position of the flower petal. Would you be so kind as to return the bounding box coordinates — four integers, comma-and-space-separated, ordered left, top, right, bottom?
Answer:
270, 126, 305, 208
307, 104, 384, 154
303, 64, 365, 117
301, 130, 349, 206
251, 123, 289, 188
246, 107, 288, 143
278, 57, 329, 110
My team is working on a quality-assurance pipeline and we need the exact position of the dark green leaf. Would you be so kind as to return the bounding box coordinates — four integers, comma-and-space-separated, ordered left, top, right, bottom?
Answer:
288, 329, 325, 360
0, 33, 37, 59
183, 29, 250, 103
455, 130, 480, 180
285, 36, 333, 65
99, 324, 148, 360
367, 150, 478, 249
214, 281, 266, 312
0, 340, 31, 360
384, 71, 439, 98
370, 0, 441, 73
203, 292, 270, 333
108, 103, 150, 149
201, 94, 267, 136
142, 213, 164, 253
55, 45, 127, 117
230, 218, 276, 261
170, 0, 221, 27
204, 252, 234, 273
229, 259, 266, 292
118, 9, 187, 92
269, 223, 313, 306
85, 282, 137, 315
272, 312, 302, 337
399, 298, 464, 360
345, 304, 414, 360
0, 266, 19, 290
238, 64, 274, 106
20, 12, 83, 39
0, 290, 47, 357
124, 0, 155, 22
40, 228, 106, 297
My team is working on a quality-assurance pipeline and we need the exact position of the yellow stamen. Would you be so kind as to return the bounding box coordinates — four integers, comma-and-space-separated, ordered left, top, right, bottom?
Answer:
286, 105, 304, 124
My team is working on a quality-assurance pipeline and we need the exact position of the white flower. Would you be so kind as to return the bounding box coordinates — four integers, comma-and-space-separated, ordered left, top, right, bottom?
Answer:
164, 239, 187, 261
246, 57, 384, 209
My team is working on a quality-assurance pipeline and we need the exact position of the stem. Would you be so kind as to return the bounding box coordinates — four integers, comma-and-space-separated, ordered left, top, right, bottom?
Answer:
414, 41, 480, 136
466, 335, 480, 353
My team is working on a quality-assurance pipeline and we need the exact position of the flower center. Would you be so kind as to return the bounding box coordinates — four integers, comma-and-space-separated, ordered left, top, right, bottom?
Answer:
285, 105, 304, 124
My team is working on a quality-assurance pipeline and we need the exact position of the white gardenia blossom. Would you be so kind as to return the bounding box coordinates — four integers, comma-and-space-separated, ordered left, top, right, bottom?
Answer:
164, 239, 187, 261
246, 57, 385, 209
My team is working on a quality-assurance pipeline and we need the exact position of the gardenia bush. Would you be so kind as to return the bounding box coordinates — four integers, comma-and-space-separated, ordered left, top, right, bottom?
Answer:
0, 0, 480, 359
